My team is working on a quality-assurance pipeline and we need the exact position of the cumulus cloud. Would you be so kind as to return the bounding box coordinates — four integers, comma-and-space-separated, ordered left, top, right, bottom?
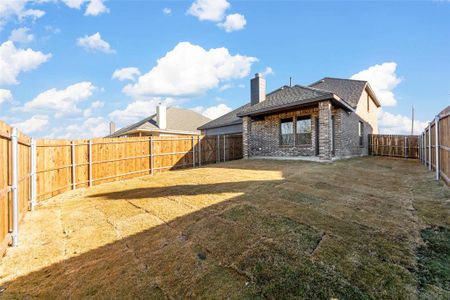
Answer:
0, 0, 45, 31
9, 27, 34, 43
378, 109, 428, 135
187, 0, 229, 22
163, 8, 172, 15
85, 0, 108, 16
194, 103, 232, 120
351, 62, 401, 106
77, 32, 115, 54
261, 67, 274, 76
0, 41, 51, 85
112, 67, 141, 81
83, 100, 104, 117
61, 0, 108, 16
50, 116, 109, 139
23, 81, 96, 117
109, 97, 179, 125
0, 89, 12, 106
12, 115, 48, 134
123, 42, 257, 97
218, 13, 246, 32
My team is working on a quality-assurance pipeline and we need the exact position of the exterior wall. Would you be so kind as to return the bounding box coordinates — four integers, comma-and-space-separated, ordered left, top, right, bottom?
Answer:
247, 106, 319, 157
203, 123, 242, 136
334, 108, 373, 157
318, 101, 332, 160
355, 87, 379, 134
242, 116, 251, 158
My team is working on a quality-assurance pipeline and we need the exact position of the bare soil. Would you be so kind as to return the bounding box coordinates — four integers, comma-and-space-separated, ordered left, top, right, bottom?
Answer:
0, 157, 448, 299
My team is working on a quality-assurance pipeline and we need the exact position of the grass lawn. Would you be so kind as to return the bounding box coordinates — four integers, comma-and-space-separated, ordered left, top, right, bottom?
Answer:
0, 157, 448, 299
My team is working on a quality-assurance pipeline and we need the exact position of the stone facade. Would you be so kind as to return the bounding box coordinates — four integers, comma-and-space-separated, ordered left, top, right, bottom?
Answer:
242, 101, 372, 160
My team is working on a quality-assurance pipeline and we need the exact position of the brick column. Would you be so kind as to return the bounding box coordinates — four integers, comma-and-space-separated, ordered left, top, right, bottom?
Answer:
318, 101, 332, 160
242, 116, 251, 159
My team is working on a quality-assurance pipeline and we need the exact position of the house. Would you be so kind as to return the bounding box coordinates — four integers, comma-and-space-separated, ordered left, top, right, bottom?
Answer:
199, 74, 381, 160
108, 105, 211, 137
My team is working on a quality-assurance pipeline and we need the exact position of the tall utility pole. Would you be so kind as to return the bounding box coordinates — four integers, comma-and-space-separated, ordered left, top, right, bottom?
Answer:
411, 105, 414, 135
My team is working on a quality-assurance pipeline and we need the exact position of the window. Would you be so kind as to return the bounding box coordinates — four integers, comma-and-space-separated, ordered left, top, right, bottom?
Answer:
296, 117, 312, 145
280, 118, 294, 146
358, 121, 364, 147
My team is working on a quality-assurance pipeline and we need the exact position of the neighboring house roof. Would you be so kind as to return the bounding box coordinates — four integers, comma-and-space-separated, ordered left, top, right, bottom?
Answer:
309, 77, 381, 108
198, 77, 380, 130
108, 107, 211, 137
198, 103, 251, 130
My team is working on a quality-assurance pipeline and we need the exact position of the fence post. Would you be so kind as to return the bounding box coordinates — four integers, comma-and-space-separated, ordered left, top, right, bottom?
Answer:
192, 136, 195, 167
404, 136, 407, 158
223, 135, 226, 162
423, 132, 426, 165
88, 139, 93, 187
71, 140, 76, 190
435, 116, 440, 180
217, 135, 220, 163
11, 127, 19, 247
150, 136, 155, 175
428, 123, 432, 171
198, 136, 202, 166
30, 138, 36, 210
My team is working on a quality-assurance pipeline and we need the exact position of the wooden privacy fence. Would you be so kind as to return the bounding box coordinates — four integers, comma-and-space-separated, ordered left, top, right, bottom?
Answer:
418, 106, 450, 185
0, 119, 243, 255
369, 134, 419, 159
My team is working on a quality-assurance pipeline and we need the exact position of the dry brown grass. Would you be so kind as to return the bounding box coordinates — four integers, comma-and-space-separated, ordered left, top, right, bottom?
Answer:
0, 157, 448, 299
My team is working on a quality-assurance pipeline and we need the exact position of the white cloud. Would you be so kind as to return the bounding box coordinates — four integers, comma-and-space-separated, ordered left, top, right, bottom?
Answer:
23, 81, 96, 117
9, 27, 34, 43
193, 103, 232, 120
12, 115, 48, 134
109, 97, 179, 125
0, 0, 45, 31
85, 0, 108, 16
77, 32, 115, 54
218, 13, 246, 32
123, 42, 257, 97
61, 0, 108, 16
62, 0, 86, 9
218, 83, 245, 91
112, 67, 140, 81
187, 0, 229, 22
57, 116, 109, 139
351, 62, 401, 106
163, 7, 172, 15
261, 67, 274, 76
83, 100, 104, 117
0, 89, 13, 105
378, 109, 428, 135
0, 41, 51, 85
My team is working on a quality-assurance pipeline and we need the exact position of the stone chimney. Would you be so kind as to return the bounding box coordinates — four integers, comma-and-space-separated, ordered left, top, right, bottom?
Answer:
250, 73, 266, 105
156, 105, 167, 130
109, 121, 116, 135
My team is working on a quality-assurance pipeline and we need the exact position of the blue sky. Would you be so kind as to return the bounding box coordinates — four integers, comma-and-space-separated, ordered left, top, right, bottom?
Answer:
0, 0, 449, 138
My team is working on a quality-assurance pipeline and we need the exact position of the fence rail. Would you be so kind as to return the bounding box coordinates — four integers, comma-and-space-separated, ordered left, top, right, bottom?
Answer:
0, 118, 242, 255
369, 134, 419, 159
419, 106, 450, 185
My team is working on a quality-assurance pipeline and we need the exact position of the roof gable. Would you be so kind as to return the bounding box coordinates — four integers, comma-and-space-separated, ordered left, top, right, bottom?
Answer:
309, 77, 367, 108
238, 85, 333, 116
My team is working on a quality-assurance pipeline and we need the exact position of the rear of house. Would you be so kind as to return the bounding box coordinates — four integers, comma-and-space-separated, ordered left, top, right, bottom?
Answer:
199, 74, 381, 160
